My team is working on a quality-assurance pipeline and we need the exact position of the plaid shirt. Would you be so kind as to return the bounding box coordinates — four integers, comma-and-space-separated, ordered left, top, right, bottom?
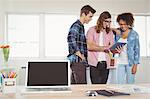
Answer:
67, 20, 88, 62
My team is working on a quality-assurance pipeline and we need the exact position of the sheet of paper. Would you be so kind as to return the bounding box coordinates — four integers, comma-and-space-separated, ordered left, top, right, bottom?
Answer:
107, 85, 150, 93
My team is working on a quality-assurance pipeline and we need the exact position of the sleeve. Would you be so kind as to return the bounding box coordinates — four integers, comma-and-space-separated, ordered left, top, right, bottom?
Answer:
133, 33, 140, 65
67, 24, 80, 54
86, 27, 94, 41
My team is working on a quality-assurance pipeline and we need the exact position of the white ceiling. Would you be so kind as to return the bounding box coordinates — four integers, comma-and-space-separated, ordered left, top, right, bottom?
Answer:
1, 0, 148, 1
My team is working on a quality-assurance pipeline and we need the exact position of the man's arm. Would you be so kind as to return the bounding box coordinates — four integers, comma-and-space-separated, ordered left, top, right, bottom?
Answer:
87, 40, 106, 52
67, 24, 80, 53
67, 24, 85, 60
111, 28, 121, 35
86, 28, 107, 52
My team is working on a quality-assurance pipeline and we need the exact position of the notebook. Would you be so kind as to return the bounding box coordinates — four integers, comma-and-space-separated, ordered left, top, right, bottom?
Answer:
95, 90, 130, 97
22, 60, 71, 93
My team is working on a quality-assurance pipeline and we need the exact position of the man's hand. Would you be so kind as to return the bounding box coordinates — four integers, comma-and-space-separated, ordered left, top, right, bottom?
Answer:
75, 51, 85, 60
81, 54, 86, 60
104, 49, 109, 53
132, 64, 137, 74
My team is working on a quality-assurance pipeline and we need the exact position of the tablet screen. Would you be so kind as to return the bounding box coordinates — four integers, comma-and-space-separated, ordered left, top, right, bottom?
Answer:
110, 42, 126, 50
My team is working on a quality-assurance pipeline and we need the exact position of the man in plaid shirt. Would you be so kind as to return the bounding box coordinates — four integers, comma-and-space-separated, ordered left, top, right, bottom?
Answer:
67, 5, 96, 84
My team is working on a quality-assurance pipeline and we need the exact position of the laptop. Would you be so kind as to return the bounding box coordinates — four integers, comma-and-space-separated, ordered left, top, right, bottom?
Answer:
22, 60, 71, 93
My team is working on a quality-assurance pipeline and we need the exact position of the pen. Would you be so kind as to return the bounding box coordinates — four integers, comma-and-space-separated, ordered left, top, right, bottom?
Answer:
2, 73, 6, 78
8, 71, 17, 78
13, 74, 17, 78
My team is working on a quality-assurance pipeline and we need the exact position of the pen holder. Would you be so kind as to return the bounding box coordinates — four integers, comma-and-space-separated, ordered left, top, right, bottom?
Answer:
0, 73, 2, 86
2, 78, 16, 94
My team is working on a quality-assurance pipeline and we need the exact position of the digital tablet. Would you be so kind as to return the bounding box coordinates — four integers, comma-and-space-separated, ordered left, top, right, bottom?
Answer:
110, 42, 126, 50
110, 42, 126, 53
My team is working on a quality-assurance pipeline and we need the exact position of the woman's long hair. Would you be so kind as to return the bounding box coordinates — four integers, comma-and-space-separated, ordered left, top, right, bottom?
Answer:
96, 11, 111, 34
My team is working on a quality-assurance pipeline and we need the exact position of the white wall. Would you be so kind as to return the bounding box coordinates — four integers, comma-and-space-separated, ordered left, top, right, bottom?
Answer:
0, 0, 150, 85
136, 57, 150, 83
0, 0, 5, 44
1, 0, 149, 38
1, 0, 149, 14
148, 0, 150, 13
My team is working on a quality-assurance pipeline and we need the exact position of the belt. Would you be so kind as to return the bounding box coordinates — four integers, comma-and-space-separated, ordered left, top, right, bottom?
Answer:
98, 61, 106, 63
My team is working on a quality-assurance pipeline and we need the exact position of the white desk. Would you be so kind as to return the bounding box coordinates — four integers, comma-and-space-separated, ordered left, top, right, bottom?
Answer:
0, 84, 150, 99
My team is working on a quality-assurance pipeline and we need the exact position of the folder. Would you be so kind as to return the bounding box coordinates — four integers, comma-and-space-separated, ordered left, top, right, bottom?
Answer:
95, 90, 130, 97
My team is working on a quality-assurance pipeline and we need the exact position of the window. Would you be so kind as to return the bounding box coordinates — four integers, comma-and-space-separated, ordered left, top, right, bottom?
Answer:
45, 15, 99, 57
6, 14, 150, 58
147, 16, 150, 57
113, 15, 119, 28
84, 16, 98, 34
7, 14, 39, 57
45, 14, 77, 57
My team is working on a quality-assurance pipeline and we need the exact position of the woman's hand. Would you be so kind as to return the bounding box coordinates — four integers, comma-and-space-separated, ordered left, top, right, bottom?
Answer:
115, 46, 123, 53
132, 64, 137, 74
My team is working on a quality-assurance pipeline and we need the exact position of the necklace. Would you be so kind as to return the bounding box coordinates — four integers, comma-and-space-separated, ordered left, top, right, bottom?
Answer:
122, 30, 130, 39
122, 33, 128, 39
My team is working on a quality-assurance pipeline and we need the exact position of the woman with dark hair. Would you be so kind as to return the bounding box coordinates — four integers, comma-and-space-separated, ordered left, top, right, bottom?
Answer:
86, 11, 115, 84
115, 13, 140, 84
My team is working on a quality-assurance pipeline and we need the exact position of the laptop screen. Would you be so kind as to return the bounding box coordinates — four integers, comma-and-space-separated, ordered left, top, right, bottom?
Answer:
26, 60, 70, 88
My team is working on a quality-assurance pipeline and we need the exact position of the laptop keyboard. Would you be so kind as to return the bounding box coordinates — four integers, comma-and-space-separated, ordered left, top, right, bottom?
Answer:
21, 88, 71, 94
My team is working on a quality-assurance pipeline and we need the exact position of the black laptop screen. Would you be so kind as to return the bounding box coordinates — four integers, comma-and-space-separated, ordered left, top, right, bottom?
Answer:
27, 62, 68, 86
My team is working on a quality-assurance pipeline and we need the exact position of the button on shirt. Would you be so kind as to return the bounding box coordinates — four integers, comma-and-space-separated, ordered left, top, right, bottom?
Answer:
67, 20, 88, 62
